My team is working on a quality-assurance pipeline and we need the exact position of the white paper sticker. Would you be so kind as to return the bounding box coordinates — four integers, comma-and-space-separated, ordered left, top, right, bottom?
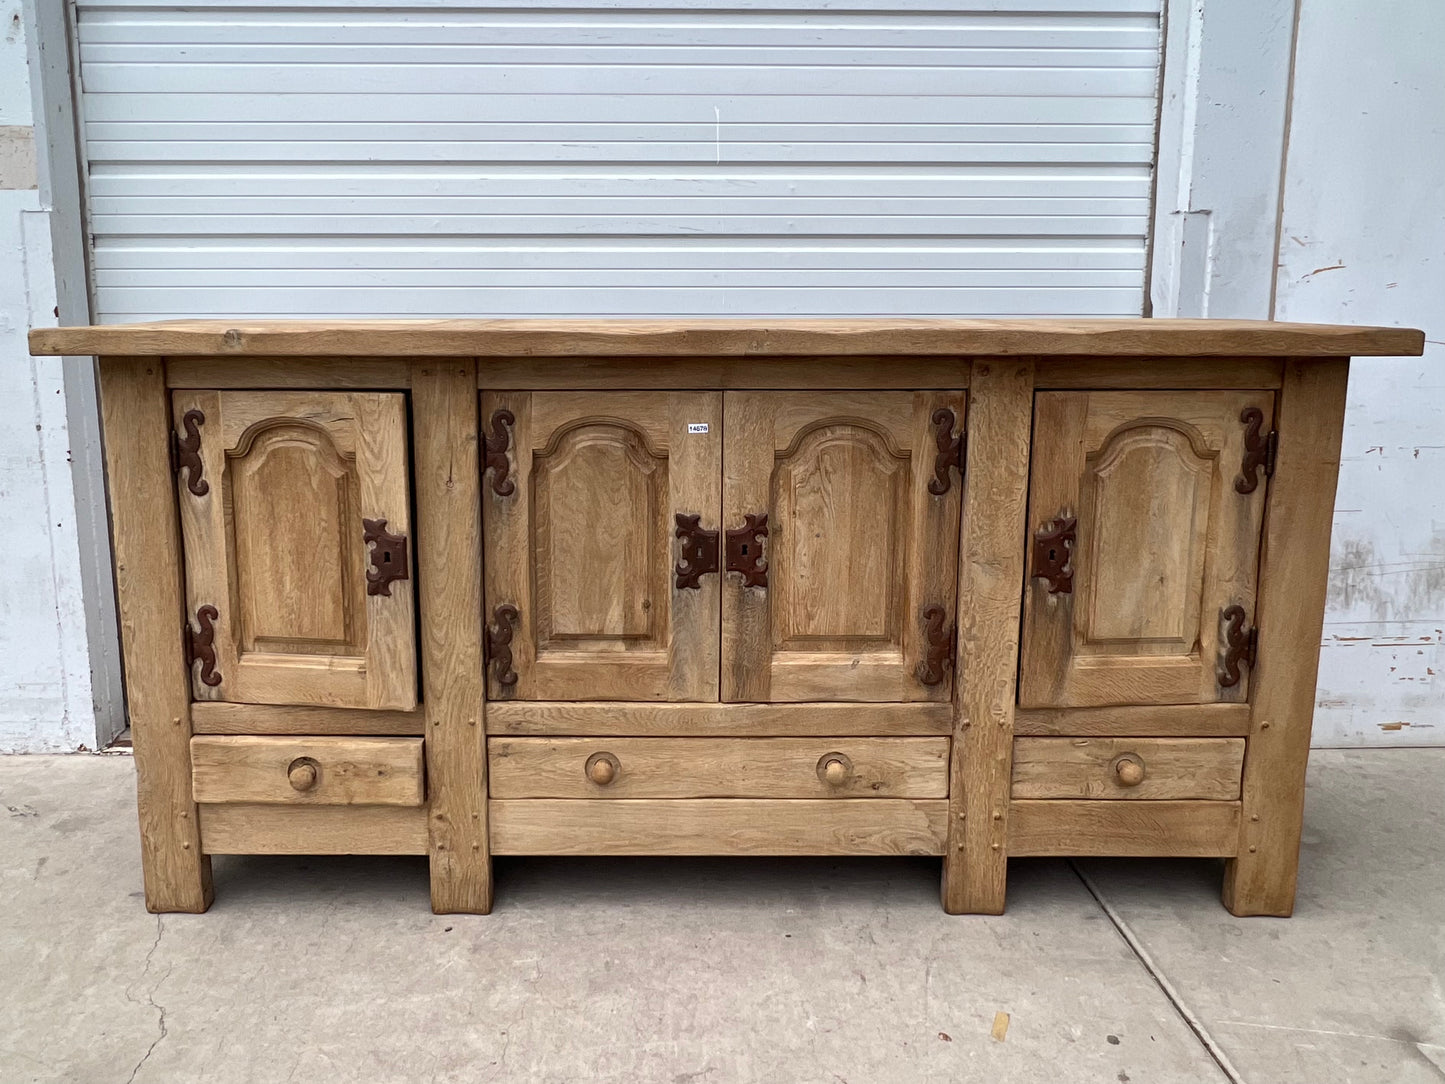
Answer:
687, 423, 710, 434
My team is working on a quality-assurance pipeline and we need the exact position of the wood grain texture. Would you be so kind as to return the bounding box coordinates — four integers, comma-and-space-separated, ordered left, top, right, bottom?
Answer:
1011, 737, 1244, 800
943, 358, 1035, 914
32, 318, 1425, 358
1019, 390, 1271, 708
165, 356, 410, 389
1013, 703, 1251, 737
190, 702, 424, 736
199, 804, 428, 854
1008, 800, 1241, 857
490, 799, 948, 855
172, 389, 417, 710
1033, 356, 1284, 389
1223, 359, 1350, 916
411, 360, 492, 913
98, 357, 213, 913
477, 356, 970, 389
486, 701, 952, 736
489, 737, 949, 799
191, 736, 425, 806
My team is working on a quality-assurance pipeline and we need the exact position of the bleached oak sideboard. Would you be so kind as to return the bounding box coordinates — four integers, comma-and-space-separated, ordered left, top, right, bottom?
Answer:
29, 319, 1425, 916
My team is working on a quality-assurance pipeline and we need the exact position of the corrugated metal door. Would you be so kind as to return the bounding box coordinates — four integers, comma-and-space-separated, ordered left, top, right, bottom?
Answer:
76, 0, 1163, 320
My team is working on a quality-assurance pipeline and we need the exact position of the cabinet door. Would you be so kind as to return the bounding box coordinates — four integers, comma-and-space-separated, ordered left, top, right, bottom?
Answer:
722, 390, 966, 702
1019, 390, 1273, 708
173, 391, 416, 710
482, 391, 721, 701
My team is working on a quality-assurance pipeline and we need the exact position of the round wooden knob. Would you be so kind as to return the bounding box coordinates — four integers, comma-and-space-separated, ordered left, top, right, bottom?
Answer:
585, 752, 619, 786
287, 757, 319, 792
817, 752, 853, 787
1113, 755, 1145, 788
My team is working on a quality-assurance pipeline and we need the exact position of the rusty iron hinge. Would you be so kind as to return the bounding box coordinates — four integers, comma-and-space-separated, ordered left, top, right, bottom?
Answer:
483, 409, 516, 497
927, 407, 964, 496
1236, 407, 1278, 494
1031, 515, 1076, 594
1218, 605, 1258, 688
170, 409, 209, 497
362, 518, 410, 596
674, 513, 720, 589
183, 604, 222, 687
485, 604, 520, 688
916, 604, 957, 686
725, 513, 769, 588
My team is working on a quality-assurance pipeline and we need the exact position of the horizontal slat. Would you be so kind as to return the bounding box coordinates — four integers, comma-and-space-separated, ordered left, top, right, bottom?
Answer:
78, 0, 1162, 11
489, 737, 950, 798
485, 701, 954, 736
190, 736, 426, 806
489, 798, 948, 855
1011, 737, 1244, 800
1012, 702, 1254, 736
189, 701, 423, 734
165, 357, 413, 390
198, 804, 429, 854
1007, 800, 1241, 856
474, 355, 973, 389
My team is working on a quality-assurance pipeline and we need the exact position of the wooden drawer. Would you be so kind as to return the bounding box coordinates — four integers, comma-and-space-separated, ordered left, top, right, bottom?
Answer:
1011, 737, 1244, 800
489, 737, 949, 799
191, 736, 425, 806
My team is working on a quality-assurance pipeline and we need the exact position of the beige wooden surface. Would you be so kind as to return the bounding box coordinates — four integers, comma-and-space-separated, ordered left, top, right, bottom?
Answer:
98, 357, 213, 912
490, 798, 948, 855
722, 391, 965, 702
1020, 390, 1271, 709
943, 359, 1035, 915
32, 318, 1424, 358
189, 702, 424, 736
1032, 356, 1284, 389
165, 357, 411, 389
1013, 703, 1251, 737
477, 356, 972, 390
482, 390, 722, 701
1011, 737, 1244, 800
199, 804, 428, 854
412, 361, 492, 914
1008, 800, 1241, 857
1224, 359, 1350, 917
172, 389, 416, 710
486, 701, 952, 736
490, 737, 949, 799
190, 736, 425, 806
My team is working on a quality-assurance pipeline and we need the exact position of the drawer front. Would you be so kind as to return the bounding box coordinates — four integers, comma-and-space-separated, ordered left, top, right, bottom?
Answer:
1011, 737, 1243, 800
191, 736, 425, 806
489, 737, 949, 799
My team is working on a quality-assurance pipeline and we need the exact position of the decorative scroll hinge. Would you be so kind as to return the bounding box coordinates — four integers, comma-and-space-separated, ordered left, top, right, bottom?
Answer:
483, 409, 516, 497
1031, 515, 1077, 594
916, 604, 957, 687
725, 513, 769, 588
927, 407, 964, 496
674, 513, 720, 589
1235, 407, 1278, 494
1218, 604, 1259, 688
363, 518, 409, 596
485, 604, 520, 688
183, 604, 222, 687
170, 408, 209, 497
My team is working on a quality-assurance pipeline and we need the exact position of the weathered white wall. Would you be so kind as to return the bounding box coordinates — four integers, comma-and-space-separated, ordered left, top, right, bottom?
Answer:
1276, 0, 1445, 746
0, 0, 98, 752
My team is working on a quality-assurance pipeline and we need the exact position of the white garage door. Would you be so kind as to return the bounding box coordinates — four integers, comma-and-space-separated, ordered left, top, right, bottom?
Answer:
77, 0, 1163, 320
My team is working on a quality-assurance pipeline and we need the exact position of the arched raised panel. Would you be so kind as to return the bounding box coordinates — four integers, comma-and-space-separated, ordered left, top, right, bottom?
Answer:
772, 422, 909, 648
531, 421, 668, 647
229, 424, 363, 655
1079, 424, 1214, 654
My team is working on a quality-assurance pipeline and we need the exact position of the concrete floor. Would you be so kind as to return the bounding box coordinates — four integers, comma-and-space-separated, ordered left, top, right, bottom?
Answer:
0, 751, 1441, 1084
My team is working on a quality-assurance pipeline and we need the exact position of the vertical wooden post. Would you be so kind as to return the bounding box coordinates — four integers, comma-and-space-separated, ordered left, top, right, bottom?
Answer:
411, 360, 493, 913
97, 357, 213, 913
943, 358, 1034, 914
1223, 358, 1349, 916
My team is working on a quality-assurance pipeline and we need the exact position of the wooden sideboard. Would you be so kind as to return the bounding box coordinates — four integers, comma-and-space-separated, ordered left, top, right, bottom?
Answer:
29, 318, 1425, 916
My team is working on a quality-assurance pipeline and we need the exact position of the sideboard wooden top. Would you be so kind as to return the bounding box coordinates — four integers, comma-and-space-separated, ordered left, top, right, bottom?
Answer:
30, 318, 1423, 359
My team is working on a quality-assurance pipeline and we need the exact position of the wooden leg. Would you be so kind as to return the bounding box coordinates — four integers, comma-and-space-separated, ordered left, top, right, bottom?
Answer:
943, 359, 1034, 914
98, 357, 213, 913
1223, 359, 1349, 916
411, 361, 493, 913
